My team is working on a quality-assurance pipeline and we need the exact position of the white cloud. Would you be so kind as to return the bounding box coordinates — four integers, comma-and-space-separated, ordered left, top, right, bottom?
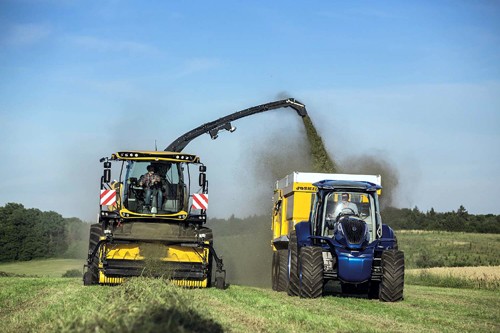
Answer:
68, 35, 160, 55
1, 23, 52, 46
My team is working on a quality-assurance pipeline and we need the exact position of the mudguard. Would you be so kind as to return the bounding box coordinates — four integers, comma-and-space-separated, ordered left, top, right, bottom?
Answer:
294, 221, 312, 247
335, 246, 374, 283
379, 224, 398, 249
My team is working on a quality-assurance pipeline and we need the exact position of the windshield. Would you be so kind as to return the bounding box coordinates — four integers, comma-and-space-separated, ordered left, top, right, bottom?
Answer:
122, 161, 186, 214
321, 191, 377, 241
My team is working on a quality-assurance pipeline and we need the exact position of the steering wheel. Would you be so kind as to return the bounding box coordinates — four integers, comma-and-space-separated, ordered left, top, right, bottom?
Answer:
336, 208, 358, 222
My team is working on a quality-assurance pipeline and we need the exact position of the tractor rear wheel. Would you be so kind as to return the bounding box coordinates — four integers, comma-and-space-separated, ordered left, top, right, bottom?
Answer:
276, 249, 288, 292
379, 249, 405, 302
299, 246, 323, 298
287, 231, 300, 296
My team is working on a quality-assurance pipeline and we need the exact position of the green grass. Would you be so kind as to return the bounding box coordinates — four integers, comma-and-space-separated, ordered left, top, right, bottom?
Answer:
0, 277, 498, 333
396, 230, 500, 269
0, 259, 84, 277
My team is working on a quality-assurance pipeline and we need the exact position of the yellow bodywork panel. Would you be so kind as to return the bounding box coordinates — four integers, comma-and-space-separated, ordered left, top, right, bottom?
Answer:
105, 243, 208, 263
98, 271, 208, 287
98, 242, 209, 287
272, 183, 316, 250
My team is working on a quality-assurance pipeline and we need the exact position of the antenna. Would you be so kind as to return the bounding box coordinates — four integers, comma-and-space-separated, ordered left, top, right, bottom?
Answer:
155, 140, 158, 151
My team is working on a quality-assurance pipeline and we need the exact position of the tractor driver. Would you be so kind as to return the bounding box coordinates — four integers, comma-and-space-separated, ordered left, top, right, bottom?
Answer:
332, 193, 359, 220
139, 164, 163, 214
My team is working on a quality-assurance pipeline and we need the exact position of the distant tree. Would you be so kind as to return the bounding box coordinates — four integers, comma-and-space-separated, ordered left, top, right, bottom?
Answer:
0, 203, 90, 262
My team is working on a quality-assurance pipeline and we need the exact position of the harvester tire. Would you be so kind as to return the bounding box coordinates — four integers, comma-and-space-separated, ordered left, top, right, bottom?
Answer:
287, 231, 300, 296
276, 249, 288, 292
215, 276, 225, 290
379, 249, 405, 302
299, 246, 323, 298
84, 223, 102, 285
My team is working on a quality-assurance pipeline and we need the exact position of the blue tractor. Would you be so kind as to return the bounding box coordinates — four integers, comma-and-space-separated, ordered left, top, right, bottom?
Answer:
288, 180, 404, 301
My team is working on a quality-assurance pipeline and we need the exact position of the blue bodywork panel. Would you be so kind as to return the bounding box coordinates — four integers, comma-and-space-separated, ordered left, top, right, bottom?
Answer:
335, 247, 374, 283
295, 221, 312, 246
379, 224, 398, 249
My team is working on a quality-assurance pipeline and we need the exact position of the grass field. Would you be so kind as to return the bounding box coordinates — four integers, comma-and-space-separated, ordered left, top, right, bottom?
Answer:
1, 231, 500, 332
0, 277, 498, 333
396, 230, 500, 268
0, 259, 84, 277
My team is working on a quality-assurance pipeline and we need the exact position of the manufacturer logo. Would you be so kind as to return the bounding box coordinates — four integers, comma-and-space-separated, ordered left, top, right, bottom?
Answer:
295, 186, 317, 191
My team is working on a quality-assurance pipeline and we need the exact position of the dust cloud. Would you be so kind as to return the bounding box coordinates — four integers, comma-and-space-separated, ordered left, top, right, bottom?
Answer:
338, 154, 399, 208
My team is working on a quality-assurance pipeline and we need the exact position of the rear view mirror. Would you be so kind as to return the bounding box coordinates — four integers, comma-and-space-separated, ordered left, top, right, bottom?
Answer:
103, 169, 111, 183
199, 173, 206, 187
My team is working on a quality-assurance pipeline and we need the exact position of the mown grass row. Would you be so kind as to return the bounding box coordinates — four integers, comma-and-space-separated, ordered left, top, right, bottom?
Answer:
1, 277, 499, 333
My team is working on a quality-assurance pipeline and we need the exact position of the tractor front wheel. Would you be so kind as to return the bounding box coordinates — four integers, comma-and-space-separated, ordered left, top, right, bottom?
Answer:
299, 246, 323, 298
379, 249, 405, 302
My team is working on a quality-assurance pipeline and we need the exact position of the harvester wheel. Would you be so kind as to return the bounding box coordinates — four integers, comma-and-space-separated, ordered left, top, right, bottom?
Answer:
299, 246, 323, 298
379, 249, 405, 302
84, 223, 102, 285
215, 276, 225, 290
287, 231, 300, 296
276, 249, 289, 292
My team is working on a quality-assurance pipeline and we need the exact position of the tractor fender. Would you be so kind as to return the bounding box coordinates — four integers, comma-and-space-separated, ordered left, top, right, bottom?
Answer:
294, 221, 312, 247
379, 224, 398, 249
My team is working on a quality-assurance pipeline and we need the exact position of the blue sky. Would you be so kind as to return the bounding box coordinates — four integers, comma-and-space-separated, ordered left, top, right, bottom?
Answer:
1, 0, 499, 220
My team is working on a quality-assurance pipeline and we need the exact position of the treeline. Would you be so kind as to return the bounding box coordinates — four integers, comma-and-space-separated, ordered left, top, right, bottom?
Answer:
0, 203, 89, 263
209, 205, 500, 235
381, 205, 500, 234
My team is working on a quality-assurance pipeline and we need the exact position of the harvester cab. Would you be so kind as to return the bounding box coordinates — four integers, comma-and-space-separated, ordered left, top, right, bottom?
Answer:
84, 151, 226, 288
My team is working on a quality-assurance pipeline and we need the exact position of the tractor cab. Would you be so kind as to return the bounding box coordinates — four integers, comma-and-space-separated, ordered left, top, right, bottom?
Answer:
319, 189, 381, 243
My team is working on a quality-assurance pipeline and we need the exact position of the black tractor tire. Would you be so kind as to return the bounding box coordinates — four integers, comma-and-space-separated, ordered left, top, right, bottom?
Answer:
287, 231, 300, 296
299, 246, 324, 298
276, 249, 289, 292
84, 223, 102, 285
379, 249, 405, 302
207, 244, 214, 288
368, 281, 380, 299
272, 251, 279, 291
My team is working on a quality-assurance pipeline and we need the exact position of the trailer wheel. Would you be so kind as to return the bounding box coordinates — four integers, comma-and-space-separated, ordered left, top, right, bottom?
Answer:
272, 251, 279, 291
287, 231, 300, 296
299, 246, 323, 298
379, 249, 404, 302
84, 223, 102, 285
276, 249, 289, 292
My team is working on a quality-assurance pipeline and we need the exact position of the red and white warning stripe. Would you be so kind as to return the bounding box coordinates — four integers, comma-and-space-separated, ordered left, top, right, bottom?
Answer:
192, 193, 208, 210
100, 190, 116, 206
